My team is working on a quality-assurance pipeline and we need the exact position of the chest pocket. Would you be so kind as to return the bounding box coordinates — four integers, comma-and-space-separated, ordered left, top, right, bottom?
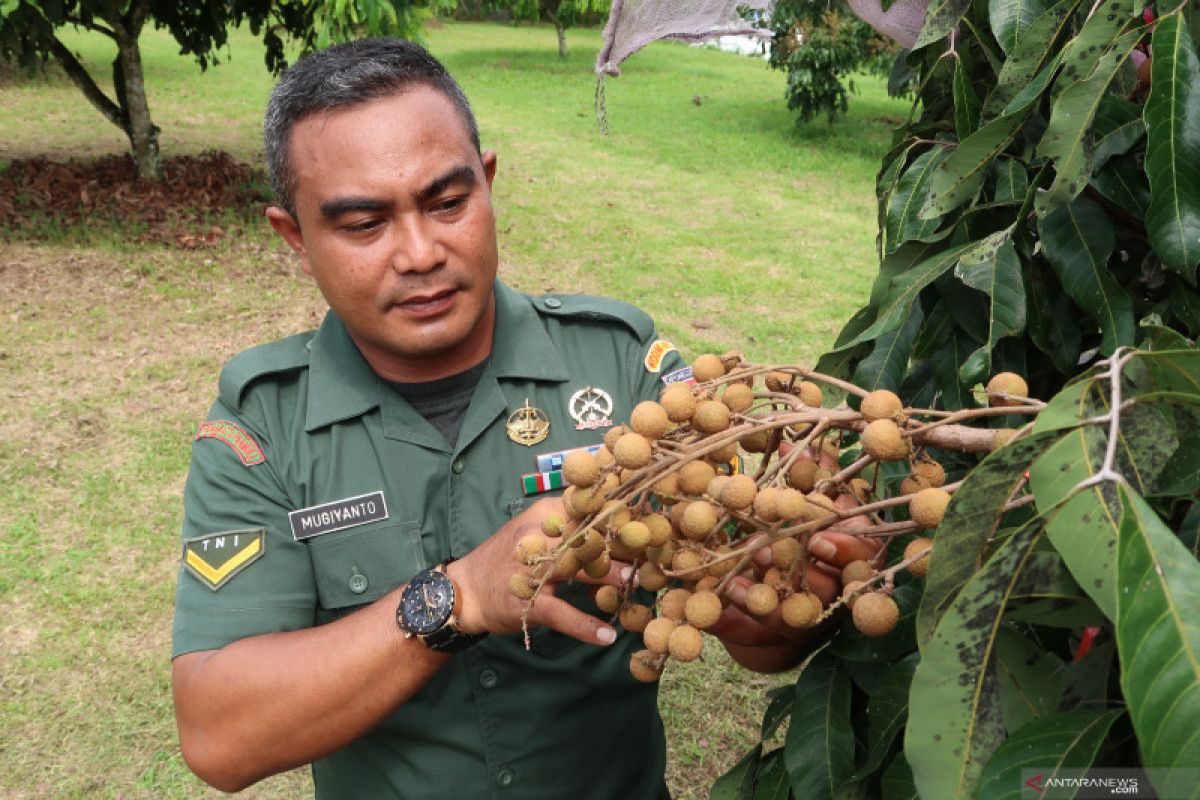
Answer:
308, 520, 426, 618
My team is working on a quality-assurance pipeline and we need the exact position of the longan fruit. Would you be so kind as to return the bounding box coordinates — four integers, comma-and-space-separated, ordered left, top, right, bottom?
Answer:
653, 541, 676, 569
706, 545, 737, 578
661, 383, 697, 423
614, 433, 653, 469
900, 477, 927, 496
541, 513, 565, 538
603, 425, 627, 453
781, 592, 822, 629
861, 389, 903, 422
601, 500, 631, 533
720, 474, 758, 511
797, 381, 823, 408
991, 428, 1018, 450
595, 448, 615, 469
912, 460, 946, 488
681, 501, 719, 541
652, 472, 680, 501
638, 560, 669, 592
761, 567, 788, 592
765, 371, 792, 392
771, 537, 802, 569
841, 560, 875, 585
562, 450, 600, 488
693, 400, 731, 434
568, 484, 606, 515
692, 354, 726, 383
745, 583, 780, 616
986, 372, 1029, 408
601, 472, 621, 494
852, 592, 900, 637
630, 401, 671, 440
668, 624, 704, 662
861, 419, 910, 461
509, 572, 536, 599
573, 529, 606, 564
619, 603, 653, 633
643, 513, 673, 547
739, 429, 770, 453
643, 617, 677, 654
848, 478, 872, 503
618, 520, 652, 550
669, 500, 690, 531
787, 460, 819, 492
904, 536, 934, 577
841, 580, 868, 608
594, 584, 621, 614
659, 588, 692, 621
722, 382, 754, 413
608, 536, 640, 564
753, 487, 781, 522
693, 575, 721, 594
805, 491, 837, 519
685, 590, 723, 629
775, 488, 809, 521
515, 533, 546, 565
551, 549, 581, 581
679, 460, 717, 496
630, 649, 663, 682
671, 547, 704, 574
706, 474, 731, 500
583, 550, 612, 579
708, 440, 741, 465
910, 487, 951, 529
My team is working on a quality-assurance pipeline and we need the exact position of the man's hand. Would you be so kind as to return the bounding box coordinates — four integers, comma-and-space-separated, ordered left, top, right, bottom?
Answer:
445, 498, 623, 646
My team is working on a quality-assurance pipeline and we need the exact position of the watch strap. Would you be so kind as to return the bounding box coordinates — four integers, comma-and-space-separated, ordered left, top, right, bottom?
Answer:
399, 562, 487, 654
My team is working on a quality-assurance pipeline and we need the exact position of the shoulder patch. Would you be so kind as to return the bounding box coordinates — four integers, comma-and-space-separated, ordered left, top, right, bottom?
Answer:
643, 339, 676, 372
534, 293, 655, 342
183, 529, 265, 590
218, 331, 314, 411
196, 420, 266, 466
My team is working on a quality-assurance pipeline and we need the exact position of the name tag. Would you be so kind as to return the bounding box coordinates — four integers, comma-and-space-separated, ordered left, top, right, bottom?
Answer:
289, 491, 389, 541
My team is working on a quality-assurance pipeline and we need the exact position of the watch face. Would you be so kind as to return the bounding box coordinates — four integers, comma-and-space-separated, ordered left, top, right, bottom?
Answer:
401, 569, 455, 636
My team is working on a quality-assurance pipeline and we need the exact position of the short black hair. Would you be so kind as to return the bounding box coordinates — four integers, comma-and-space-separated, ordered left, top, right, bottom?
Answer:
263, 38, 481, 216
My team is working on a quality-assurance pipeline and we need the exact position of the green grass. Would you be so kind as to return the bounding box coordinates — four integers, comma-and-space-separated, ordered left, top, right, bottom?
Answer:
0, 21, 906, 799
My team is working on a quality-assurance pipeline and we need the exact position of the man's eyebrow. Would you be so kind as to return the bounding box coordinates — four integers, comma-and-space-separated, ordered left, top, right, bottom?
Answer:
416, 164, 477, 204
319, 197, 391, 220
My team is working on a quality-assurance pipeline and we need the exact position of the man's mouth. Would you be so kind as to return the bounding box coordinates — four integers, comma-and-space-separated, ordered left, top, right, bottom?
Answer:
394, 288, 458, 317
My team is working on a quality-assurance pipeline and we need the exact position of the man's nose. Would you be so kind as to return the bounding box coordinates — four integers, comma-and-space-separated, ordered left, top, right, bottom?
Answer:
390, 215, 446, 274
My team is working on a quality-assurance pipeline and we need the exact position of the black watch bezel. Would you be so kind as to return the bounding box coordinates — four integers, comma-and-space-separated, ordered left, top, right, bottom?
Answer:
397, 564, 487, 653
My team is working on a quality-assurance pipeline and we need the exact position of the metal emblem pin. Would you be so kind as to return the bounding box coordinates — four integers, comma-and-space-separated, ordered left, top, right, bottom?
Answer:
568, 386, 614, 431
507, 399, 551, 446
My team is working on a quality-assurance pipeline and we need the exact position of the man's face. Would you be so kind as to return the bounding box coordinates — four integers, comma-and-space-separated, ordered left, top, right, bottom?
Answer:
268, 86, 499, 381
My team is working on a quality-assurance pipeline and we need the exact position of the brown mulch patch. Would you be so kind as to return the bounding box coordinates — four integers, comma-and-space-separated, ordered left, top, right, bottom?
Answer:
0, 150, 271, 246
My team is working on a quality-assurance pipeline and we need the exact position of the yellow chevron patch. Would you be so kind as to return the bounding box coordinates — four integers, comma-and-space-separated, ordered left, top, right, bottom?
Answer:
183, 529, 265, 591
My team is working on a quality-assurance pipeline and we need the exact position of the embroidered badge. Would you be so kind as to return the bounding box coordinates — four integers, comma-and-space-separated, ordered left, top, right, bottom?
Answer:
535, 443, 603, 473
507, 399, 551, 446
288, 491, 389, 541
521, 469, 565, 496
183, 529, 265, 591
568, 386, 614, 430
195, 420, 266, 466
643, 339, 676, 373
662, 366, 696, 386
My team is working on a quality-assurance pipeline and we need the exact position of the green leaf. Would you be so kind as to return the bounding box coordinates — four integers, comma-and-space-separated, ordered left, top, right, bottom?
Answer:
920, 106, 1035, 219
1025, 266, 1083, 374
1156, 426, 1200, 497
955, 236, 1027, 381
712, 744, 762, 800
906, 520, 1045, 799
1090, 153, 1151, 217
975, 709, 1123, 800
917, 431, 1065, 645
995, 625, 1066, 732
853, 303, 924, 393
1093, 95, 1145, 168
762, 685, 794, 740
881, 753, 918, 800
1116, 487, 1200, 790
854, 654, 918, 780
1139, 324, 1195, 351
784, 650, 855, 800
1053, 0, 1138, 92
1143, 11, 1200, 282
989, 0, 1052, 55
886, 147, 953, 252
1059, 638, 1115, 711
983, 0, 1081, 118
829, 582, 921, 662
1135, 348, 1200, 396
991, 158, 1030, 204
753, 749, 791, 800
931, 328, 983, 410
1038, 196, 1134, 355
954, 56, 982, 140
914, 0, 972, 49
1035, 29, 1144, 216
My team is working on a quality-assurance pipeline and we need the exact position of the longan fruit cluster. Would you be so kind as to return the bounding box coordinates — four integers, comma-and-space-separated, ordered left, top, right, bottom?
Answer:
509, 360, 1030, 678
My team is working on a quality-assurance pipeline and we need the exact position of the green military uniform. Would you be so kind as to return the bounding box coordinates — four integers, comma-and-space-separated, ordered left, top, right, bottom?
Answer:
172, 280, 688, 799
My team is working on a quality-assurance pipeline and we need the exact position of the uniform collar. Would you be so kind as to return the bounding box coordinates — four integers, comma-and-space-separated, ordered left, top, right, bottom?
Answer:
304, 281, 569, 432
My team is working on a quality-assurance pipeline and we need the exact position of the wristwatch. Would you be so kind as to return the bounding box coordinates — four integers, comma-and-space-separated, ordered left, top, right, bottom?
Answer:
397, 562, 487, 653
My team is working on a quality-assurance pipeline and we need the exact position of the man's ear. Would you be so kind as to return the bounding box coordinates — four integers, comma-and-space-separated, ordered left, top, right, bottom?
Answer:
481, 150, 497, 192
265, 206, 311, 275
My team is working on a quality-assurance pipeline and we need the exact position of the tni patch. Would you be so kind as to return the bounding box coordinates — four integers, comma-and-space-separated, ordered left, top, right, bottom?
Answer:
183, 529, 265, 591
196, 420, 266, 466
643, 339, 676, 373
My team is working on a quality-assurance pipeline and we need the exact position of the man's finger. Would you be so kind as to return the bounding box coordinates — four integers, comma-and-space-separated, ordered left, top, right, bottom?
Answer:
530, 593, 618, 646
810, 531, 881, 568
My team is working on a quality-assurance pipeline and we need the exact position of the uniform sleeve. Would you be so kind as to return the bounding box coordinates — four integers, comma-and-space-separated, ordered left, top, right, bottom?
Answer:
631, 331, 689, 405
171, 400, 317, 657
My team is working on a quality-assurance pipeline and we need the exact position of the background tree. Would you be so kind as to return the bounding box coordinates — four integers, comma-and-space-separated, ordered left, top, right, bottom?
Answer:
474, 0, 609, 58
0, 0, 431, 179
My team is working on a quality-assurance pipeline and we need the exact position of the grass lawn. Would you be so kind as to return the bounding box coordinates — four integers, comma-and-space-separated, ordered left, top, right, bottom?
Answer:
0, 21, 907, 798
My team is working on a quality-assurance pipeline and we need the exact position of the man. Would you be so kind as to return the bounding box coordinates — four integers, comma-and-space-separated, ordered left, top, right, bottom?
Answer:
171, 37, 873, 798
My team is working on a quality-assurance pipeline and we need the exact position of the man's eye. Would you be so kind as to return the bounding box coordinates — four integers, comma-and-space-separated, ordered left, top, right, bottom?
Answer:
342, 219, 382, 233
434, 196, 467, 214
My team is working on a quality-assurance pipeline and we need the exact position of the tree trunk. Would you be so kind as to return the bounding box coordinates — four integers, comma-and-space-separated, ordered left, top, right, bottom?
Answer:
112, 25, 160, 179
555, 21, 567, 59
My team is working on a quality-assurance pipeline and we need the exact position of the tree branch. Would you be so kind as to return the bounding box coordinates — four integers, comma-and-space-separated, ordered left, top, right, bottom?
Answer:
47, 37, 127, 134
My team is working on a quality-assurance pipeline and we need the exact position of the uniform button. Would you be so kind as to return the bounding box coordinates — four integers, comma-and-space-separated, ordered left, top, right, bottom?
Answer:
451, 458, 466, 475
496, 768, 516, 788
479, 668, 499, 689
542, 297, 562, 309
348, 572, 368, 594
